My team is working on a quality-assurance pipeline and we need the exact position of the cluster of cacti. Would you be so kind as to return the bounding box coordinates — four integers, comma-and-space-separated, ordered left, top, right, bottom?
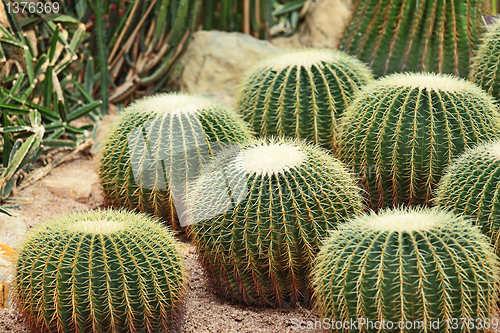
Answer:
470, 18, 500, 101
342, 0, 491, 77
186, 137, 363, 307
312, 207, 500, 332
436, 139, 500, 251
14, 209, 186, 333
236, 49, 374, 150
339, 72, 500, 209
99, 93, 252, 229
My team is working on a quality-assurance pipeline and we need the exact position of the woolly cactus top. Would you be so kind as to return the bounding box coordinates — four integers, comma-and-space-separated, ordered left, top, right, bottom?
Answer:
245, 48, 373, 74
68, 219, 129, 234
344, 207, 484, 234
257, 48, 358, 71
377, 72, 492, 95
358, 207, 446, 232
239, 141, 306, 176
123, 93, 224, 115
23, 209, 167, 239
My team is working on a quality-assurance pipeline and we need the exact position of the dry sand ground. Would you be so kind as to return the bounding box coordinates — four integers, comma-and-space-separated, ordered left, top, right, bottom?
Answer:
0, 136, 323, 332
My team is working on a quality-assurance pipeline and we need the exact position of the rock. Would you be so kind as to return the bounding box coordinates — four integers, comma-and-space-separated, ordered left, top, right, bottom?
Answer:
296, 0, 353, 49
175, 31, 281, 96
270, 34, 303, 50
42, 174, 98, 203
0, 215, 26, 245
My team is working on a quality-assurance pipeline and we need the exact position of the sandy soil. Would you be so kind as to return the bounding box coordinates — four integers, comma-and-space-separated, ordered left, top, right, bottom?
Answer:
0, 145, 323, 332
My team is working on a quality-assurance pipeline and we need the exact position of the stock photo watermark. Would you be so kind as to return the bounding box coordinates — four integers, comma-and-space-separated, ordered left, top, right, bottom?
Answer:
290, 317, 500, 330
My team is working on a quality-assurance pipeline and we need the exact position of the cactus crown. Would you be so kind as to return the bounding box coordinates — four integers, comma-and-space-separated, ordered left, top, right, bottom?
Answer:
122, 94, 217, 115
240, 141, 306, 175
254, 48, 358, 71
380, 72, 491, 94
364, 209, 440, 232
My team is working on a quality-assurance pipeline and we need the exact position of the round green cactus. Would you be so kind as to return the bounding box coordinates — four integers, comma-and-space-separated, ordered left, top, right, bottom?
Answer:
339, 73, 500, 209
436, 139, 500, 251
342, 0, 491, 77
236, 49, 373, 150
14, 209, 186, 333
312, 207, 500, 332
99, 93, 252, 230
470, 18, 500, 101
186, 137, 363, 307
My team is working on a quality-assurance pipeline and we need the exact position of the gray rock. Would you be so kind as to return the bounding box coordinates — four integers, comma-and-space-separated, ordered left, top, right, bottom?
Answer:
175, 31, 281, 96
296, 0, 353, 49
42, 174, 98, 203
0, 215, 26, 245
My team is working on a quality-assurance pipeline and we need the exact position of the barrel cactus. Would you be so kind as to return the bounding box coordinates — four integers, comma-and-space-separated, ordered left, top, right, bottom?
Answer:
14, 209, 186, 333
312, 207, 499, 332
339, 72, 500, 209
342, 0, 491, 77
470, 18, 500, 101
236, 49, 373, 150
186, 137, 363, 307
99, 93, 252, 229
436, 139, 500, 251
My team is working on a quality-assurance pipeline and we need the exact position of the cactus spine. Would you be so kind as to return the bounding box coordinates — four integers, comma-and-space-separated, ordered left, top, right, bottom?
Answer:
436, 139, 500, 252
470, 18, 500, 101
342, 0, 491, 77
312, 207, 500, 333
99, 94, 252, 229
236, 49, 373, 150
186, 137, 363, 307
14, 209, 186, 333
339, 73, 500, 209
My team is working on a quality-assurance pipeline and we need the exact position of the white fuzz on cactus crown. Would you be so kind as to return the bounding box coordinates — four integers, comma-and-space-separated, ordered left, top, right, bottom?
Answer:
347, 207, 457, 233
380, 72, 486, 93
263, 49, 344, 71
239, 142, 306, 176
128, 93, 219, 115
483, 140, 500, 160
366, 211, 440, 232
68, 219, 129, 234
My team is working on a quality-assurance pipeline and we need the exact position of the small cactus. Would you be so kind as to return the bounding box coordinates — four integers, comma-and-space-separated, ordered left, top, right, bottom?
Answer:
339, 72, 500, 209
99, 93, 252, 229
236, 49, 373, 150
436, 139, 500, 252
312, 207, 500, 333
470, 18, 500, 101
186, 137, 363, 307
342, 0, 491, 77
14, 209, 186, 333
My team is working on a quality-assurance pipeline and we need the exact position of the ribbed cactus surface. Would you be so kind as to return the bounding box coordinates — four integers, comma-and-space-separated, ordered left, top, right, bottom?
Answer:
99, 94, 252, 229
339, 73, 500, 209
312, 207, 499, 333
470, 19, 500, 101
342, 0, 491, 77
14, 209, 186, 333
436, 139, 500, 252
236, 49, 373, 149
186, 137, 363, 307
